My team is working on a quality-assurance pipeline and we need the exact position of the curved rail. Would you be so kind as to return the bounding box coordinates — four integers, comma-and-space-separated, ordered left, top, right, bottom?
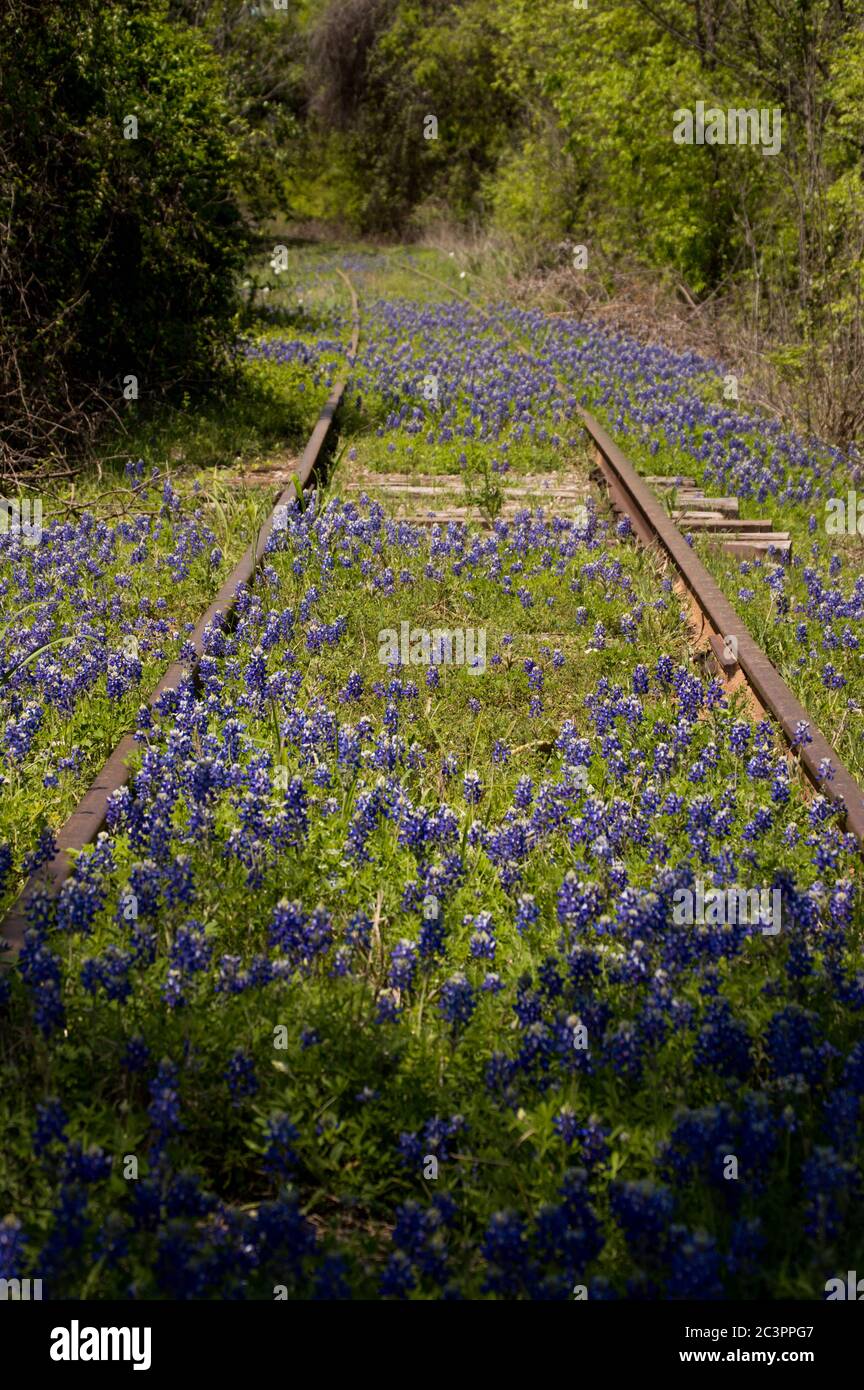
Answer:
1, 269, 360, 955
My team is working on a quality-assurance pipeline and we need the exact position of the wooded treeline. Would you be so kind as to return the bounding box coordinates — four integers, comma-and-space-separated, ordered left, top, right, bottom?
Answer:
2, 0, 862, 473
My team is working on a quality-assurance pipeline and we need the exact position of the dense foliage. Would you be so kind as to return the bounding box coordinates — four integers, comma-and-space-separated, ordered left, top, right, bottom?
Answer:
303, 0, 864, 441
168, 0, 307, 220
3, 0, 862, 470
0, 0, 247, 471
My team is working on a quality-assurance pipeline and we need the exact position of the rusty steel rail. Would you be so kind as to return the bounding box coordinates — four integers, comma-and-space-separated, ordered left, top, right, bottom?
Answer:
1, 270, 360, 955
581, 407, 864, 846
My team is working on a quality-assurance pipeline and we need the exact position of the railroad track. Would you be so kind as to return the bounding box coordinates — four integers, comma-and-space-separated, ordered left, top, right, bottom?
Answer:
582, 408, 864, 844
0, 271, 359, 955
374, 253, 864, 837
2, 257, 862, 957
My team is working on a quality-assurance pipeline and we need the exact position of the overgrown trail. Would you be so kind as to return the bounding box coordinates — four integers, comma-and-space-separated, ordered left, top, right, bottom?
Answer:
1, 246, 862, 1301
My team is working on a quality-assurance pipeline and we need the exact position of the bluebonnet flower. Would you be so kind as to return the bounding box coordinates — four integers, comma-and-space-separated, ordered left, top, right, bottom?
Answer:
821, 1088, 859, 1154
553, 1105, 579, 1145
19, 928, 64, 1036
419, 902, 447, 958
468, 910, 496, 961
389, 939, 418, 992
170, 920, 211, 975
765, 1006, 826, 1084
0, 1216, 26, 1279
399, 1115, 465, 1167
611, 1180, 675, 1255
513, 775, 533, 808
148, 1061, 182, 1143
62, 1142, 112, 1184
607, 1023, 644, 1081
40, 1183, 89, 1280
481, 1211, 528, 1295
339, 912, 369, 956
376, 989, 401, 1023
842, 1040, 864, 1093
694, 999, 752, 1079
0, 842, 12, 895
263, 1113, 300, 1178
802, 1147, 858, 1241
438, 973, 476, 1030
34, 1098, 69, 1156
225, 1049, 258, 1105
312, 1254, 351, 1300
21, 825, 57, 876
82, 945, 135, 1003
666, 1229, 724, 1298
122, 1035, 151, 1073
557, 873, 602, 931
462, 770, 483, 803
379, 1250, 415, 1298
339, 670, 363, 702
515, 893, 540, 933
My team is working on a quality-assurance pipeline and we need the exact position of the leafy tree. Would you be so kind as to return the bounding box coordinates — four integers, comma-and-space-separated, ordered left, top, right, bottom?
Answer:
308, 0, 516, 231
169, 0, 307, 219
0, 0, 247, 474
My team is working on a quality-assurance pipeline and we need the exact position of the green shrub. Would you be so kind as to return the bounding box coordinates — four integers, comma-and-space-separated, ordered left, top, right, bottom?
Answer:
0, 0, 248, 469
